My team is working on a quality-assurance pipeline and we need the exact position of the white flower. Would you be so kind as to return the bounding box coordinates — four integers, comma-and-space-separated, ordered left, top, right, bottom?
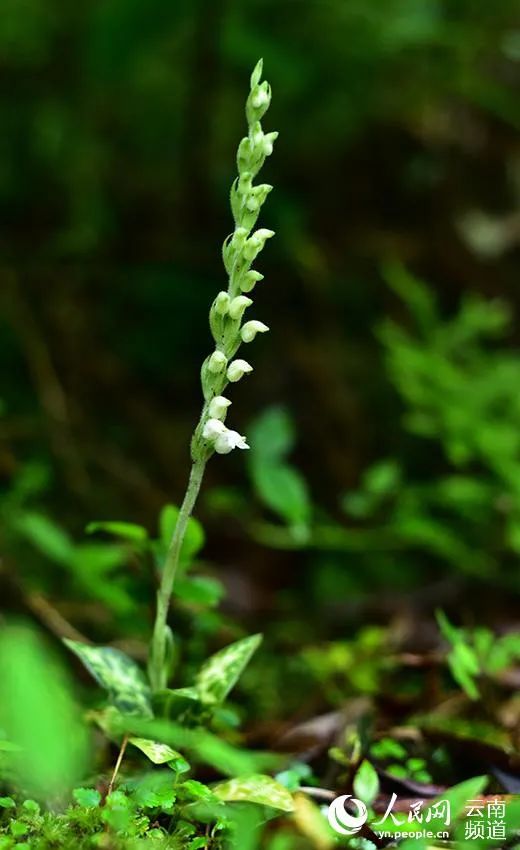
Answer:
202, 418, 227, 440
208, 350, 227, 373
229, 295, 253, 320
214, 429, 250, 454
208, 396, 232, 419
227, 359, 253, 382
241, 320, 269, 343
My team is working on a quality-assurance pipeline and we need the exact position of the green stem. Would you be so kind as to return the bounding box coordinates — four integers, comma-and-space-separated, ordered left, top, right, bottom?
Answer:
149, 457, 206, 691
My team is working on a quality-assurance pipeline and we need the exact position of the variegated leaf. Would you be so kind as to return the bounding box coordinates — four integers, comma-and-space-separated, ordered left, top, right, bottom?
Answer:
64, 640, 152, 717
212, 774, 294, 812
129, 737, 181, 765
195, 634, 262, 705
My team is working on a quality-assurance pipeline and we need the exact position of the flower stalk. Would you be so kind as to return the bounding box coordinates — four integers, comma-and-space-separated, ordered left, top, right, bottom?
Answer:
148, 59, 277, 692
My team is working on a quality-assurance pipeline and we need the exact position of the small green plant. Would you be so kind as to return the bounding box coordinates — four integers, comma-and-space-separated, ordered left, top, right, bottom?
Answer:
437, 610, 520, 700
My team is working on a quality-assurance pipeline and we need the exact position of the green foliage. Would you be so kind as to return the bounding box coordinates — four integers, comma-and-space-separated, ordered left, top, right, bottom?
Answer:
128, 738, 183, 767
248, 407, 311, 539
212, 775, 294, 812
63, 640, 153, 717
437, 610, 520, 699
195, 635, 263, 706
0, 3, 518, 844
369, 739, 432, 784
0, 625, 89, 797
12, 510, 137, 615
303, 628, 390, 700
157, 506, 205, 573
352, 760, 379, 807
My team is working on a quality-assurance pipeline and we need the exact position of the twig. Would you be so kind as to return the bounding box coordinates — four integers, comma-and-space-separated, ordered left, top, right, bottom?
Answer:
299, 786, 336, 802
107, 735, 129, 797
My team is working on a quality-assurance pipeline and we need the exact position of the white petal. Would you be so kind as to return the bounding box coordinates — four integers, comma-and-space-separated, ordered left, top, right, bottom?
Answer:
203, 418, 227, 440
208, 396, 232, 419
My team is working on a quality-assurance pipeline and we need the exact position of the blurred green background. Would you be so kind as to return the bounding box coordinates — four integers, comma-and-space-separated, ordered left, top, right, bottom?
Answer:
0, 0, 519, 715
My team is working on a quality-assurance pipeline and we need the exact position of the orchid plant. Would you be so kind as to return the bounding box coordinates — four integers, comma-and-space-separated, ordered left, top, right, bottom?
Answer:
63, 60, 280, 765
149, 58, 277, 692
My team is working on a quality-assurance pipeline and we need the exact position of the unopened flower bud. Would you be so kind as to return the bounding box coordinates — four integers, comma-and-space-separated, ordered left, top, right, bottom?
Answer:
227, 359, 253, 382
229, 295, 253, 320
208, 396, 232, 419
222, 226, 248, 273
247, 183, 273, 212
243, 228, 275, 261
262, 132, 278, 156
202, 418, 227, 440
251, 82, 270, 110
208, 350, 227, 374
214, 429, 250, 454
240, 270, 264, 293
214, 291, 230, 315
241, 320, 270, 343
237, 172, 252, 196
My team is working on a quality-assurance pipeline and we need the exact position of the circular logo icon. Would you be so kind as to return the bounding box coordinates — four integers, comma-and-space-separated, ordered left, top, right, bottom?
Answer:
327, 795, 368, 836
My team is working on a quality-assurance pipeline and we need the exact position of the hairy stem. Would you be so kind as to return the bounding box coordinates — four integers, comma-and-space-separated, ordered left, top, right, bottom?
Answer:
149, 458, 206, 691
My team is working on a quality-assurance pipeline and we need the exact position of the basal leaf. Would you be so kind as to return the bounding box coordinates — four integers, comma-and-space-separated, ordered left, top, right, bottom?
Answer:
195, 634, 262, 705
213, 774, 294, 812
64, 640, 152, 717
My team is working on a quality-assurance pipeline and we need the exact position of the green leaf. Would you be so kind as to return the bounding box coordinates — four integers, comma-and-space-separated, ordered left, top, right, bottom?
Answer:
159, 505, 205, 567
353, 759, 379, 805
73, 787, 101, 808
174, 576, 224, 607
10, 821, 28, 838
129, 737, 182, 765
249, 406, 295, 460
363, 459, 401, 496
195, 634, 262, 705
251, 462, 311, 527
181, 780, 217, 801
153, 687, 203, 723
213, 775, 294, 812
64, 640, 152, 717
86, 521, 148, 542
14, 512, 74, 564
436, 610, 461, 645
0, 625, 89, 797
